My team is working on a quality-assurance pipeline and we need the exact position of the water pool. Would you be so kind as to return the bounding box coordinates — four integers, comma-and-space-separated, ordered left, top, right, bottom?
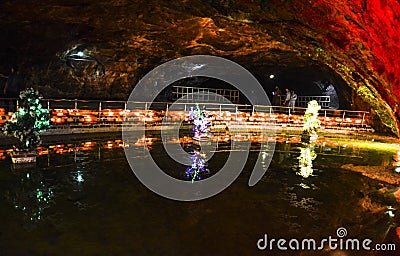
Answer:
0, 134, 399, 255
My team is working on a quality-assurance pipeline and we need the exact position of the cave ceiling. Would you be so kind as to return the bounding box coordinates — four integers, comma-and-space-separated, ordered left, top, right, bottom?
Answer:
0, 0, 399, 135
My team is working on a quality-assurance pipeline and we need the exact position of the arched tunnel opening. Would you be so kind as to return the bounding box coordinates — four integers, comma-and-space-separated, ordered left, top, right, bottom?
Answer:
154, 62, 353, 111
147, 46, 398, 136
150, 57, 363, 124
252, 63, 352, 110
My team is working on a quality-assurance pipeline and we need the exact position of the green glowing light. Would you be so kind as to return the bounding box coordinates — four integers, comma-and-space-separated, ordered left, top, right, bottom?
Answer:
36, 190, 43, 199
337, 140, 400, 153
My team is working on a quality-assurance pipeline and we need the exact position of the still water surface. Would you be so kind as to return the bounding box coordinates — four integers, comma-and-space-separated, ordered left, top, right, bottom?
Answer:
0, 134, 399, 255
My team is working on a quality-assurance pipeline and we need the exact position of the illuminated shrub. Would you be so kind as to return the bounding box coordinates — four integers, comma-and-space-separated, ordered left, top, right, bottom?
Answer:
303, 100, 321, 134
2, 88, 50, 150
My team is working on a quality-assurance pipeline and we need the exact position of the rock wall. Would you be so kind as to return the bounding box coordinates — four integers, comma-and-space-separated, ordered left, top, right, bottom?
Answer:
0, 0, 399, 135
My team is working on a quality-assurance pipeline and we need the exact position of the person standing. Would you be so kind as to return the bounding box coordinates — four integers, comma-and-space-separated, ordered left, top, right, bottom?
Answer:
288, 90, 297, 113
272, 86, 281, 106
3, 66, 21, 113
283, 88, 290, 106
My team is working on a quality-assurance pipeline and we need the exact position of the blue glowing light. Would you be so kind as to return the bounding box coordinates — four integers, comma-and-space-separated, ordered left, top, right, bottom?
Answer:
185, 151, 208, 183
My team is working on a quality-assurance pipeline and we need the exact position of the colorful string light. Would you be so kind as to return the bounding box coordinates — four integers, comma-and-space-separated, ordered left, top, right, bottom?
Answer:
185, 150, 208, 183
189, 104, 210, 137
186, 105, 211, 182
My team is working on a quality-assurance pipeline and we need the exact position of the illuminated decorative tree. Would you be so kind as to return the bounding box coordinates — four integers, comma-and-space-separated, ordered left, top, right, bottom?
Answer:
189, 104, 210, 138
303, 100, 321, 134
186, 105, 211, 182
297, 100, 321, 178
2, 88, 50, 150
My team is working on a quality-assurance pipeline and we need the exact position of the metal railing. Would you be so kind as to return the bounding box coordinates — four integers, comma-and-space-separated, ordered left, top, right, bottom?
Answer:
278, 95, 331, 108
0, 96, 332, 112
296, 95, 330, 108
0, 98, 371, 130
173, 86, 240, 103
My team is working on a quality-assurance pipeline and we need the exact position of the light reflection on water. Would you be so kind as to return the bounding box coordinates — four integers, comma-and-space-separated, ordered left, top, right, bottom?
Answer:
4, 172, 55, 224
0, 134, 399, 255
